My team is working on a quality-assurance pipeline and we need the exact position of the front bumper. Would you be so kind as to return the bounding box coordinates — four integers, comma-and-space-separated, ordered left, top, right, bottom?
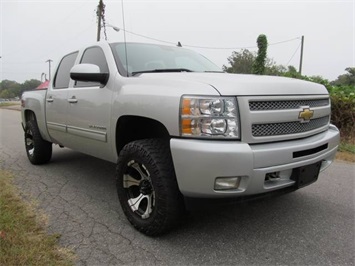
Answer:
170, 125, 340, 198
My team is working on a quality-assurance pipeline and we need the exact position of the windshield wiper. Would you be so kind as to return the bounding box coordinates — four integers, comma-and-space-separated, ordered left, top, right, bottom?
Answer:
131, 68, 194, 76
204, 71, 224, 73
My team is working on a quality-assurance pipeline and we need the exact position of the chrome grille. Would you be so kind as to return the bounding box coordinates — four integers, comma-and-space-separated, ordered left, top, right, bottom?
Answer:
249, 99, 329, 111
252, 116, 329, 137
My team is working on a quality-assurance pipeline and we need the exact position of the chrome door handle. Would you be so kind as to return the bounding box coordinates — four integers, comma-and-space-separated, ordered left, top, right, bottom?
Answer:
68, 96, 78, 103
46, 96, 54, 103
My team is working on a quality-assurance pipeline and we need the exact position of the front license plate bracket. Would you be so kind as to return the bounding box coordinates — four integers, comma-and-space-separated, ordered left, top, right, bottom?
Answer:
291, 161, 322, 188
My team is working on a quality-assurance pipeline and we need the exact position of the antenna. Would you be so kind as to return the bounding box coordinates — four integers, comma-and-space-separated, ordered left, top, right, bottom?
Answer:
121, 0, 129, 77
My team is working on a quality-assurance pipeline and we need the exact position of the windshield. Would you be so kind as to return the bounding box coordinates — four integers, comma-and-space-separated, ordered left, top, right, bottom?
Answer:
110, 43, 222, 76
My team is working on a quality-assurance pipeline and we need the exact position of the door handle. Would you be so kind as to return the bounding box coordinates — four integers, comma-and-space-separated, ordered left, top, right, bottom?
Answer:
68, 96, 78, 104
46, 96, 54, 103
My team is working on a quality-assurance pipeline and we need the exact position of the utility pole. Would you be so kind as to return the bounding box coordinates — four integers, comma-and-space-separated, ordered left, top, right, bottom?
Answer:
299, 35, 304, 75
46, 59, 53, 80
97, 0, 104, 41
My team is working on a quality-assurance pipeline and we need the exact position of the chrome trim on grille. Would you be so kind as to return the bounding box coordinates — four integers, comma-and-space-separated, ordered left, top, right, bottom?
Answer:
238, 95, 331, 144
249, 99, 329, 111
252, 116, 330, 137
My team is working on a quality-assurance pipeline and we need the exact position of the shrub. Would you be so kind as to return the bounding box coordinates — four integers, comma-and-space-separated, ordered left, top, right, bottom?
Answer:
328, 86, 355, 143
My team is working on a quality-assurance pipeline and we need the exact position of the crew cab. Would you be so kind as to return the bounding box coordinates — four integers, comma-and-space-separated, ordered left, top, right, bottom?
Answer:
21, 42, 340, 235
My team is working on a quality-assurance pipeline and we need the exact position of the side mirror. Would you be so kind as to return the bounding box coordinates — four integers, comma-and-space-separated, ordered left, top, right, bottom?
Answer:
70, 64, 109, 85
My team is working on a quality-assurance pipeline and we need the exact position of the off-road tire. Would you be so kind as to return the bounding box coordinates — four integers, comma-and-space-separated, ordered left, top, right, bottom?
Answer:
116, 139, 184, 236
25, 120, 52, 165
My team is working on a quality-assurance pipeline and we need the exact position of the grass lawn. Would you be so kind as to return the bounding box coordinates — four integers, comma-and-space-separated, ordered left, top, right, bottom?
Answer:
0, 102, 17, 107
336, 142, 355, 162
0, 171, 74, 266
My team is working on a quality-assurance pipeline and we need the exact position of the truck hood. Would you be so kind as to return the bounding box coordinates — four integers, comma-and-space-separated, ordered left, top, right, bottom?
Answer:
138, 72, 328, 96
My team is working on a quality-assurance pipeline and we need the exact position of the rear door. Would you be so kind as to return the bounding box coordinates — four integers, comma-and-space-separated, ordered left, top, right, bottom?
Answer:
46, 51, 78, 145
65, 46, 113, 161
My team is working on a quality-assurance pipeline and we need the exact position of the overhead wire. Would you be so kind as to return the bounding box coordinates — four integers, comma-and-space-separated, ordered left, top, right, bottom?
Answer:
286, 40, 302, 66
118, 28, 301, 50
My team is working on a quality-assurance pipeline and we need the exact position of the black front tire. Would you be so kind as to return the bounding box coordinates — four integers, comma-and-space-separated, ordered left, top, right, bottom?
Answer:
25, 120, 52, 165
116, 139, 184, 236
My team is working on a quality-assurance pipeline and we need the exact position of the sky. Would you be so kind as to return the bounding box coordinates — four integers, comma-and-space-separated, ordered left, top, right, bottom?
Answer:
0, 0, 354, 83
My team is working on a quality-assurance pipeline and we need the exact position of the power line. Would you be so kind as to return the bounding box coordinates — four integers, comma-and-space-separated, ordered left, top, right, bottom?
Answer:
119, 28, 301, 50
286, 40, 302, 66
183, 37, 301, 50
120, 28, 177, 46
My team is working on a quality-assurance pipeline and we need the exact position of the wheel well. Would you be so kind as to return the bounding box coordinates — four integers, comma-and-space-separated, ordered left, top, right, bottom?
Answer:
24, 110, 36, 122
116, 116, 170, 155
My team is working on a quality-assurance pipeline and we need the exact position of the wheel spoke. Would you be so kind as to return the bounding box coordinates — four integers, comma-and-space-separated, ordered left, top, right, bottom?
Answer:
130, 162, 149, 180
28, 148, 34, 156
25, 131, 33, 145
25, 130, 34, 155
123, 174, 141, 188
128, 193, 146, 212
127, 193, 154, 219
141, 194, 153, 219
26, 138, 34, 146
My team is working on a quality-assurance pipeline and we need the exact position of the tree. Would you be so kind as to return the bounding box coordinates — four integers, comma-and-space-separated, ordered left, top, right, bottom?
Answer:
331, 67, 355, 86
0, 80, 20, 93
252, 34, 268, 75
0, 79, 41, 98
19, 79, 42, 96
223, 49, 256, 74
264, 59, 287, 76
223, 48, 286, 76
282, 65, 304, 79
0, 89, 16, 99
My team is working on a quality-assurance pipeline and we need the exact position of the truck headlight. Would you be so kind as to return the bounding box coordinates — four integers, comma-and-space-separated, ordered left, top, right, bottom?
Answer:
180, 96, 240, 139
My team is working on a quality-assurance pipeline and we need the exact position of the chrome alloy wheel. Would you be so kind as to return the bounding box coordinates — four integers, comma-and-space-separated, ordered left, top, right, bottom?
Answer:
25, 128, 35, 156
123, 160, 155, 219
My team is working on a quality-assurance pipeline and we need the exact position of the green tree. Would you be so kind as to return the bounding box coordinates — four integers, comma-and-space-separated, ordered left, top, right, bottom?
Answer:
282, 65, 304, 79
0, 80, 20, 93
0, 79, 41, 98
252, 34, 268, 75
264, 59, 287, 76
223, 49, 256, 74
0, 89, 16, 99
331, 67, 355, 86
19, 79, 42, 96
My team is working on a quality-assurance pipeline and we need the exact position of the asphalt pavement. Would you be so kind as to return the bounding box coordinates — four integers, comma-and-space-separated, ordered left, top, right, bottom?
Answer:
0, 108, 354, 265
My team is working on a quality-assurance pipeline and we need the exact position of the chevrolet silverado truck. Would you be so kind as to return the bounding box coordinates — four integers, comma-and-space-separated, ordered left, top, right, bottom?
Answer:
21, 42, 340, 236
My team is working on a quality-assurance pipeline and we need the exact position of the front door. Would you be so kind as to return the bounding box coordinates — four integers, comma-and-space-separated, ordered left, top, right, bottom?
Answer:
64, 46, 113, 161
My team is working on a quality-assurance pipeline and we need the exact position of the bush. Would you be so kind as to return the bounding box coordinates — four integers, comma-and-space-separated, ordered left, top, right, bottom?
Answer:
328, 86, 355, 142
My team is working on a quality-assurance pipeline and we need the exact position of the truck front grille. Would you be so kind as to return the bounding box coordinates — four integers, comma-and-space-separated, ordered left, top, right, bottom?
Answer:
249, 99, 329, 111
252, 116, 330, 137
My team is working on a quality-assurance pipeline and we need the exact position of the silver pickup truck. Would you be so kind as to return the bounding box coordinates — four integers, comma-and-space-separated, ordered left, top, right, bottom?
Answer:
21, 42, 340, 235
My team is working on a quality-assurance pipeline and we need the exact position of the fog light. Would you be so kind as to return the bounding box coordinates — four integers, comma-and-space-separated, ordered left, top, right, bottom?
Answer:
214, 177, 241, 190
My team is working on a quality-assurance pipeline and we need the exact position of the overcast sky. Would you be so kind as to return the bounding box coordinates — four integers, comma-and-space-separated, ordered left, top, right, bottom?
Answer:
0, 0, 354, 83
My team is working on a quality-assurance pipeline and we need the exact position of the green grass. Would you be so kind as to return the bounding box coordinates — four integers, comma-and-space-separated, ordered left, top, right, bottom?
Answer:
339, 142, 355, 154
0, 171, 74, 266
336, 140, 355, 162
0, 102, 16, 107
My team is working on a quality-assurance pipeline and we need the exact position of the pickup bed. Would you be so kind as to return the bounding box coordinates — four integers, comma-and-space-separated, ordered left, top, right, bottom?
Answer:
21, 41, 340, 235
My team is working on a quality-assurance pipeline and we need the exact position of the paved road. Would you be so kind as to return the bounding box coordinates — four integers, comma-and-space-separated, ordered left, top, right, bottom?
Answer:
0, 108, 354, 265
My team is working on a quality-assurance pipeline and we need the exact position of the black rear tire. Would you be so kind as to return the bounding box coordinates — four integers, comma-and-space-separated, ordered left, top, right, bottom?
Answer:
116, 139, 184, 236
25, 120, 52, 165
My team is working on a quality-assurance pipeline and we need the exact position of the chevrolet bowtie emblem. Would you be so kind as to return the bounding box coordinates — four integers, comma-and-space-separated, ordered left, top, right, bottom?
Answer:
299, 107, 314, 122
